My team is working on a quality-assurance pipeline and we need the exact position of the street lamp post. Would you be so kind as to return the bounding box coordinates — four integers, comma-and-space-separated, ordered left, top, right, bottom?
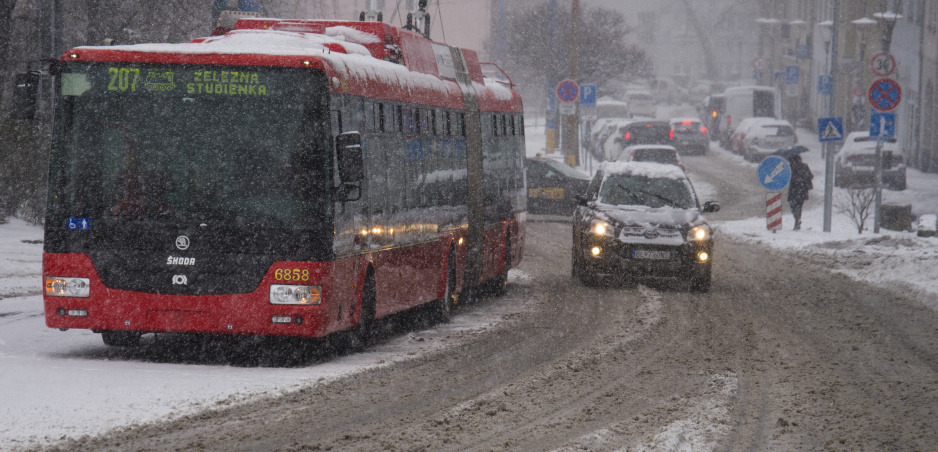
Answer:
850, 17, 877, 133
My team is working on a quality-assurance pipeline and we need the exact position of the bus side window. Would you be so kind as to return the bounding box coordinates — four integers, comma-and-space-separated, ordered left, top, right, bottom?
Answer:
377, 103, 385, 132
491, 114, 498, 137
330, 110, 342, 136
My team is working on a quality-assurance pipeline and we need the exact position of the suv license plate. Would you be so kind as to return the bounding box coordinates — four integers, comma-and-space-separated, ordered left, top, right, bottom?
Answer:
632, 249, 671, 260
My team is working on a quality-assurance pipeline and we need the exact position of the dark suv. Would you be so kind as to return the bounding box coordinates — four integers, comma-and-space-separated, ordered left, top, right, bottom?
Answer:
604, 120, 674, 161
619, 120, 673, 147
572, 162, 720, 291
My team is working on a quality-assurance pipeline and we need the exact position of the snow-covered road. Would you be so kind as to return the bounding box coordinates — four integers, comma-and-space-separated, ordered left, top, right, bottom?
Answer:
3, 104, 938, 450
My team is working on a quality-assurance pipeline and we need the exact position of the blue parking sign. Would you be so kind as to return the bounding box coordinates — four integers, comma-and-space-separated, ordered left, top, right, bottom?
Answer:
580, 84, 596, 109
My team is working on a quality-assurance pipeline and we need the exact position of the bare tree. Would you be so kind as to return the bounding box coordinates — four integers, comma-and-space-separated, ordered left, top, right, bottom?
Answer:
836, 188, 876, 234
491, 3, 652, 98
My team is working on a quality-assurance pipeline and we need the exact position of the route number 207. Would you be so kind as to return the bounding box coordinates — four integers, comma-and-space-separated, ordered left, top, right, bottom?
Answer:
108, 67, 140, 92
274, 268, 310, 282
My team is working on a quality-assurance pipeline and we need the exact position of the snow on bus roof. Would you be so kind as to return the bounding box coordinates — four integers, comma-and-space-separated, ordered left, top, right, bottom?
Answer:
73, 28, 455, 94
323, 25, 382, 45
69, 24, 516, 103
600, 161, 687, 180
80, 29, 371, 57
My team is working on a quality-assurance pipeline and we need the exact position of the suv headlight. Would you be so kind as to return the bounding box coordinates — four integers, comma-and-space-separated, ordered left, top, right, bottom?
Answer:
270, 285, 322, 305
590, 220, 615, 237
688, 225, 710, 241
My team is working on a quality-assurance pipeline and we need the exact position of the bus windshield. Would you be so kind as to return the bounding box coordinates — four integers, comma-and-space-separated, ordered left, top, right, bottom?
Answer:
50, 63, 330, 231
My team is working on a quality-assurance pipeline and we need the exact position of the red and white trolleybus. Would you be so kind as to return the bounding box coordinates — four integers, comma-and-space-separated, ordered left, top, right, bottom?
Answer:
42, 16, 526, 347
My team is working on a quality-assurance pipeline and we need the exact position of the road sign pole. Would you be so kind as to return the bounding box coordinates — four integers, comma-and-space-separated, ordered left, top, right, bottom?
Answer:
874, 137, 883, 233
823, 0, 840, 233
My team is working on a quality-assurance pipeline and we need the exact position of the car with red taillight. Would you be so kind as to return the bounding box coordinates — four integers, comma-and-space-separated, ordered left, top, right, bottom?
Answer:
669, 117, 710, 155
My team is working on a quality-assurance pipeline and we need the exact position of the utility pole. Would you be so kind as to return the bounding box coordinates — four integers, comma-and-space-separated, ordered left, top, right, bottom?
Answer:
562, 0, 580, 167
545, 0, 558, 155
823, 0, 840, 233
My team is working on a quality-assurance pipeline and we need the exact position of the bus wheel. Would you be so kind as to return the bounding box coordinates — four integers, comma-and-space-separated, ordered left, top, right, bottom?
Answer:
101, 330, 141, 347
434, 250, 457, 323
489, 237, 511, 296
347, 273, 376, 351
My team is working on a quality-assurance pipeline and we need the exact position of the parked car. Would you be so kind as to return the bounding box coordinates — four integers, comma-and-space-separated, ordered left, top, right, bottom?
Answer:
834, 132, 907, 191
617, 144, 685, 171
625, 90, 657, 118
738, 119, 797, 161
525, 157, 592, 215
728, 117, 776, 156
572, 161, 720, 291
602, 120, 673, 161
669, 117, 710, 155
595, 97, 632, 120
591, 117, 633, 160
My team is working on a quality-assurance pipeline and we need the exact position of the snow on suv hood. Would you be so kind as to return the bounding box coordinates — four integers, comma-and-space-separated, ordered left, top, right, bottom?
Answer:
593, 203, 706, 228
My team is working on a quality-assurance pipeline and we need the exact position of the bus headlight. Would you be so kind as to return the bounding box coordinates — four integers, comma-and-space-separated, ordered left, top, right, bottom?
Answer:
689, 226, 710, 241
269, 285, 322, 305
44, 277, 90, 298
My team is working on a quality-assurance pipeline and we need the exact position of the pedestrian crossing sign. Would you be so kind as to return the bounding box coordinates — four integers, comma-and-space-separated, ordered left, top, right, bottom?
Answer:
818, 116, 844, 142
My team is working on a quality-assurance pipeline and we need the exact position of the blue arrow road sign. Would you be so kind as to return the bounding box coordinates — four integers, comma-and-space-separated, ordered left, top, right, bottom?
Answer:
869, 112, 896, 138
580, 84, 596, 109
758, 156, 791, 191
817, 116, 844, 142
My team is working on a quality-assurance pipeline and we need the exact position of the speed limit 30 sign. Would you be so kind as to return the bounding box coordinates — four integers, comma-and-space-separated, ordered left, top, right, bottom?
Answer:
871, 53, 896, 77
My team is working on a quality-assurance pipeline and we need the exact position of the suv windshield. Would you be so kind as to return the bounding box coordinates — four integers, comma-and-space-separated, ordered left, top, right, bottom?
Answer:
598, 174, 696, 209
49, 63, 330, 230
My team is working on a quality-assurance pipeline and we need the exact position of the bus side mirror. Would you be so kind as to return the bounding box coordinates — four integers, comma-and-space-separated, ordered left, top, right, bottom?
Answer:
12, 72, 40, 121
336, 132, 364, 184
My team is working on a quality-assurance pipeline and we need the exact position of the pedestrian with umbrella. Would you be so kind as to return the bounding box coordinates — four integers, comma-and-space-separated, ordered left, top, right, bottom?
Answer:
775, 146, 813, 230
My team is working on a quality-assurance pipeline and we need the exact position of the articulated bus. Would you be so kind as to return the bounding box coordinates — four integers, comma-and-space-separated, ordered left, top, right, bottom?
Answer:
42, 17, 526, 347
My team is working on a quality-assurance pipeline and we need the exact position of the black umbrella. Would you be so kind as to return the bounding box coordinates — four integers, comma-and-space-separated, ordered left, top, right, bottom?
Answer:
772, 145, 811, 158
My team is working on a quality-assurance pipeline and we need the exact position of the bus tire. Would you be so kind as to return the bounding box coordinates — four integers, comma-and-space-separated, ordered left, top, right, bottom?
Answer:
347, 272, 376, 351
101, 330, 141, 347
490, 236, 511, 296
434, 249, 457, 323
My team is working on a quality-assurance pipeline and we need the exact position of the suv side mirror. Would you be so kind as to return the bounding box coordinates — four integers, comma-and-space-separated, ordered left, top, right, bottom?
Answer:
702, 201, 720, 213
575, 194, 590, 206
